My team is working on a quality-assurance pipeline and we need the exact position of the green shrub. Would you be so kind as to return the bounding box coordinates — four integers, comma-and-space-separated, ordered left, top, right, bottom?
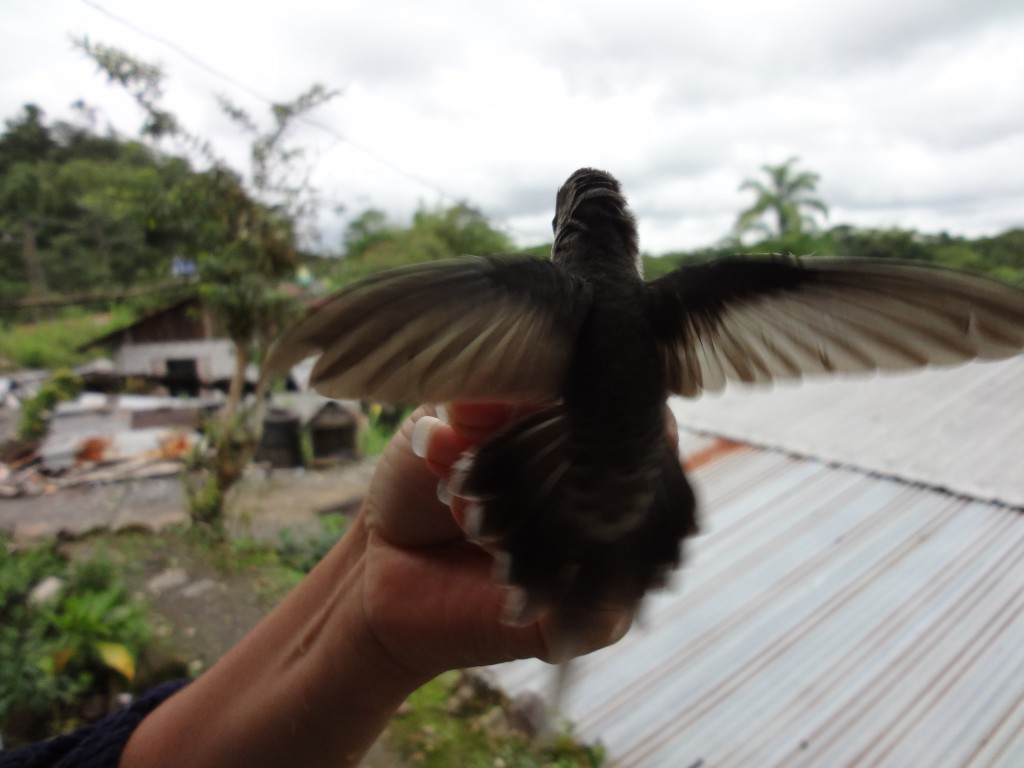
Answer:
16, 369, 84, 443
359, 403, 409, 457
276, 514, 348, 574
0, 537, 151, 746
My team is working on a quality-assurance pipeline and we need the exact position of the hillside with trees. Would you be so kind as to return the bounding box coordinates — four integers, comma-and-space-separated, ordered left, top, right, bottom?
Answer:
5, 122, 1019, 326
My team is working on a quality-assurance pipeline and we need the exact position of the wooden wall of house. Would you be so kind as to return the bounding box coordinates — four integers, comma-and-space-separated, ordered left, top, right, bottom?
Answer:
119, 298, 220, 344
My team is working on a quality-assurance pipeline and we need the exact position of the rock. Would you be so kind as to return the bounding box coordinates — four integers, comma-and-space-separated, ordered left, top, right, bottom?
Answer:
146, 567, 189, 594
476, 706, 513, 740
508, 691, 548, 739
28, 575, 63, 605
445, 682, 477, 716
181, 578, 217, 598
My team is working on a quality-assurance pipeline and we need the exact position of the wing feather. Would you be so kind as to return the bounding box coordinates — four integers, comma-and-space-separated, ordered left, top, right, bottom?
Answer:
648, 256, 1024, 397
265, 257, 591, 403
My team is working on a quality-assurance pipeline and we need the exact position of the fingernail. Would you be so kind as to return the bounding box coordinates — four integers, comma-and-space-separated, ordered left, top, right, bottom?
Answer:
436, 404, 449, 424
502, 588, 528, 625
436, 478, 452, 506
611, 613, 633, 642
501, 587, 544, 626
449, 454, 473, 495
411, 415, 439, 459
463, 502, 483, 539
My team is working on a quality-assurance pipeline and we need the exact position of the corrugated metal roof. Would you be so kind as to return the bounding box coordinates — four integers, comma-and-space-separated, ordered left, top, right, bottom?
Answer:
489, 356, 1024, 767
669, 354, 1024, 508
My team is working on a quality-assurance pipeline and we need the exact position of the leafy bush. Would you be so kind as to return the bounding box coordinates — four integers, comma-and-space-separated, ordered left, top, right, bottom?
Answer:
276, 514, 348, 574
359, 403, 409, 457
16, 369, 83, 442
0, 537, 151, 746
183, 411, 259, 536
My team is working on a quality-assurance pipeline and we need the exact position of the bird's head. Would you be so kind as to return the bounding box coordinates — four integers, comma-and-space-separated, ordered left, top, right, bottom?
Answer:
552, 168, 641, 275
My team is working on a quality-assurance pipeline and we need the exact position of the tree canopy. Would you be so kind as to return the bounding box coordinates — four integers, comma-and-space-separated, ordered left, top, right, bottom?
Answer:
333, 202, 516, 285
0, 104, 196, 318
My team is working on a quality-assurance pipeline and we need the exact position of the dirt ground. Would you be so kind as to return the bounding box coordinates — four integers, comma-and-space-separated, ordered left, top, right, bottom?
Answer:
224, 459, 378, 541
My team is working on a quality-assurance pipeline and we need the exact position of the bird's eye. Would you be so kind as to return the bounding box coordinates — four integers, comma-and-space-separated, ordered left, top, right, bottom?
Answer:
551, 216, 557, 233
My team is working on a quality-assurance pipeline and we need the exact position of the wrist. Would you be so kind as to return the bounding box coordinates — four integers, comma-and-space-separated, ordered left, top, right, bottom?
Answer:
315, 522, 434, 700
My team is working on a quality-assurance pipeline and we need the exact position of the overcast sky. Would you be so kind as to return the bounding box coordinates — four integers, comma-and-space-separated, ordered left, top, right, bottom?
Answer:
3, 0, 1023, 254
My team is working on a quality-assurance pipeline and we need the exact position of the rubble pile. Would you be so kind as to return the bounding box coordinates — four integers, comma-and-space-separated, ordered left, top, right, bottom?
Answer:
0, 387, 203, 499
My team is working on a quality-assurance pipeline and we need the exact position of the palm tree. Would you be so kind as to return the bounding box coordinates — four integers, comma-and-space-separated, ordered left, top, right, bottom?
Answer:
735, 156, 829, 240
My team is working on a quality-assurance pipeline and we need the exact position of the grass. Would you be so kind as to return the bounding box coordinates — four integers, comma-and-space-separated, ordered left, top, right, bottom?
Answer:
387, 671, 606, 768
0, 309, 130, 372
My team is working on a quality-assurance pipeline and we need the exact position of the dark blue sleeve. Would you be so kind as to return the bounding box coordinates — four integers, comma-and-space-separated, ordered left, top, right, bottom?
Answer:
0, 679, 191, 768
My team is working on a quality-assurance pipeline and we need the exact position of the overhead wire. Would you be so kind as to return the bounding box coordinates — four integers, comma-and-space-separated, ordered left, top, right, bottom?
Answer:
77, 0, 460, 205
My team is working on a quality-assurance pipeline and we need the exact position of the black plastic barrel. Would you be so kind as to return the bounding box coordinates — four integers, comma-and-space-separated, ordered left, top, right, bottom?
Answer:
255, 409, 302, 468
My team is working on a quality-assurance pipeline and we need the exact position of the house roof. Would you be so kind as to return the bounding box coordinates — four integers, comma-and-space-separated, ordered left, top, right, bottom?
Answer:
670, 354, 1024, 508
489, 355, 1024, 767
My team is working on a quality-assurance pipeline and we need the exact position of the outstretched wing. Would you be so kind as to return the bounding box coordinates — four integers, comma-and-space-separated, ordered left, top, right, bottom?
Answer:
264, 256, 591, 403
646, 256, 1024, 397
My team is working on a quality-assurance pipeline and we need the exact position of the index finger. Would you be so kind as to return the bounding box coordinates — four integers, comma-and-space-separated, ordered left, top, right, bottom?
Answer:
363, 406, 464, 547
442, 401, 546, 441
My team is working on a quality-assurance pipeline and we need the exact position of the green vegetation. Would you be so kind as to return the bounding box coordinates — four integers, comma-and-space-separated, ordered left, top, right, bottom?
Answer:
0, 536, 151, 746
0, 311, 116, 372
0, 104, 197, 324
388, 671, 605, 767
334, 203, 517, 286
16, 369, 83, 442
275, 514, 348, 574
359, 404, 411, 457
655, 225, 1024, 286
0, 523, 327, 747
734, 156, 829, 242
2, 525, 609, 760
182, 412, 260, 535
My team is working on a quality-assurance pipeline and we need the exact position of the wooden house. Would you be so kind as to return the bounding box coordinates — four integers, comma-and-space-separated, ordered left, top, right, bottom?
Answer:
82, 296, 251, 396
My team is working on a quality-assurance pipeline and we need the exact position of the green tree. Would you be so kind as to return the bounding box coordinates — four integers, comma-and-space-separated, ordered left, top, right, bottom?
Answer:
735, 156, 829, 241
0, 107, 56, 318
0, 161, 50, 320
335, 203, 514, 284
342, 208, 398, 260
829, 225, 934, 263
78, 39, 336, 532
0, 104, 56, 170
0, 103, 200, 319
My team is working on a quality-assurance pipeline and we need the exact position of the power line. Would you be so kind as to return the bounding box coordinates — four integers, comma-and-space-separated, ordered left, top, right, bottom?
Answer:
76, 0, 460, 205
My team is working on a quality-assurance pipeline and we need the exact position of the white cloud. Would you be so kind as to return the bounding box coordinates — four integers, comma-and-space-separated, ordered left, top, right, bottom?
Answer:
2, 0, 1023, 253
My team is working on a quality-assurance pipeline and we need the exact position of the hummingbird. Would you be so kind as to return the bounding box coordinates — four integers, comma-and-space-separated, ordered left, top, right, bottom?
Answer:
265, 168, 1024, 645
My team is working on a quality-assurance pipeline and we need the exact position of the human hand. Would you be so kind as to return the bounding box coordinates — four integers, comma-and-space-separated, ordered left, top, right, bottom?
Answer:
356, 402, 639, 680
